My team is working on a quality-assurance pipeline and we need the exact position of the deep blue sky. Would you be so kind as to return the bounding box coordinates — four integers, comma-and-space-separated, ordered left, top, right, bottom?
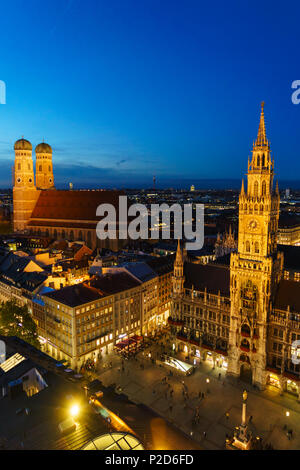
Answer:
0, 0, 300, 189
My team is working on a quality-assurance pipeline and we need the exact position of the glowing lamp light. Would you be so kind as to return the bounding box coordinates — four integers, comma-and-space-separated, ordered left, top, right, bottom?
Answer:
206, 378, 210, 384
286, 411, 290, 417
70, 404, 79, 417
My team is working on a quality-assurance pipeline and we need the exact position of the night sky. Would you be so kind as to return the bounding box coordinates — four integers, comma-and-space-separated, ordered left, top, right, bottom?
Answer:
0, 0, 300, 189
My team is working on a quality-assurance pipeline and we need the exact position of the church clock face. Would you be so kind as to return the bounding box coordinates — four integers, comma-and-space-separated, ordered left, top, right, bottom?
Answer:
248, 219, 258, 231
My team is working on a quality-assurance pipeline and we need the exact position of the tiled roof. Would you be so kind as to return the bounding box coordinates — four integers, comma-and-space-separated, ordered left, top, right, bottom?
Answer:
184, 261, 230, 296
274, 279, 300, 313
29, 189, 125, 222
89, 272, 141, 295
43, 283, 102, 307
43, 272, 141, 307
0, 252, 47, 291
278, 245, 300, 271
121, 262, 157, 282
145, 255, 175, 276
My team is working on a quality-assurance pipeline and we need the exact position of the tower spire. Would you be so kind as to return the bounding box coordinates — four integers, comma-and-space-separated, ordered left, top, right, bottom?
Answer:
254, 101, 269, 149
240, 178, 245, 195
175, 238, 183, 265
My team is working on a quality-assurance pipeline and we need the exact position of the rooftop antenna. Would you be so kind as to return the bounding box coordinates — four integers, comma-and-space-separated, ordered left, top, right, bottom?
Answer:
153, 175, 156, 191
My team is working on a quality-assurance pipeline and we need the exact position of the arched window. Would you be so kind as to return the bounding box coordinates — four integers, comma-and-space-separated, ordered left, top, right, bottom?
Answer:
262, 154, 265, 167
255, 241, 259, 254
262, 181, 266, 196
241, 323, 251, 336
62, 230, 65, 239
241, 338, 250, 350
254, 181, 258, 197
39, 165, 42, 172
257, 155, 260, 166
246, 241, 250, 252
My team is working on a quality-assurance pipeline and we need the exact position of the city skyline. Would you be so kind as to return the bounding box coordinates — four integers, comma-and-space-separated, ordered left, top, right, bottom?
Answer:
1, 1, 300, 188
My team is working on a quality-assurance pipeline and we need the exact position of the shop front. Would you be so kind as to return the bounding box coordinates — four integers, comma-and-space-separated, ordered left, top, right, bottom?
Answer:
286, 379, 299, 396
267, 373, 281, 389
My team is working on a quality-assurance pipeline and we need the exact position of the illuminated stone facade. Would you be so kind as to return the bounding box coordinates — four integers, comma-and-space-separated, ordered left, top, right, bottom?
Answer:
170, 103, 300, 397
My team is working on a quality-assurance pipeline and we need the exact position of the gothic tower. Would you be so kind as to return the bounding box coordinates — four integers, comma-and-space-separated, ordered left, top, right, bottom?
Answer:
13, 138, 40, 231
227, 103, 283, 388
35, 142, 54, 189
172, 239, 184, 296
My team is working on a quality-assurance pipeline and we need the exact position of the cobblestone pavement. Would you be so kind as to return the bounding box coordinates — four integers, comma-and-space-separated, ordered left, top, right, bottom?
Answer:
94, 338, 300, 450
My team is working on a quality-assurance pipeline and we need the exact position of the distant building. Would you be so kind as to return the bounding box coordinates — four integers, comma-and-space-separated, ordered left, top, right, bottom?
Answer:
12, 139, 127, 250
190, 185, 195, 192
278, 216, 300, 246
214, 225, 237, 258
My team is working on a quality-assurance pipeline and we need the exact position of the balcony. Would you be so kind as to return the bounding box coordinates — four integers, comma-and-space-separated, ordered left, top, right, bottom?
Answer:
189, 338, 200, 346
176, 334, 188, 343
168, 317, 184, 327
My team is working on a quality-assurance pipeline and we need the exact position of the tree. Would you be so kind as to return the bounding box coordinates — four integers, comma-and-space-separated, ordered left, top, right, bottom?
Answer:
0, 300, 40, 349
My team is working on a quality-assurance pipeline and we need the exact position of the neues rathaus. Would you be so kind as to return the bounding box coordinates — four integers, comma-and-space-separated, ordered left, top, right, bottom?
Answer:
170, 103, 300, 397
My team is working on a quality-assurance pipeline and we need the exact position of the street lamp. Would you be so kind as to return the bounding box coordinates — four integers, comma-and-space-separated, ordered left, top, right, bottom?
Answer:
286, 411, 290, 417
206, 378, 210, 384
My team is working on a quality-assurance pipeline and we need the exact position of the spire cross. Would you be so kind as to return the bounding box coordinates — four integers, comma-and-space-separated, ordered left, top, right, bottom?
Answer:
254, 101, 268, 148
